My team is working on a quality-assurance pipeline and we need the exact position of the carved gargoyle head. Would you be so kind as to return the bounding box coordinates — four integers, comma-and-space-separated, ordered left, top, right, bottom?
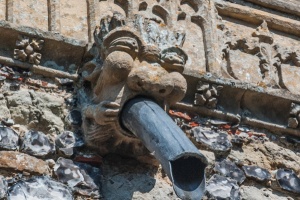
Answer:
93, 12, 188, 104
81, 12, 188, 156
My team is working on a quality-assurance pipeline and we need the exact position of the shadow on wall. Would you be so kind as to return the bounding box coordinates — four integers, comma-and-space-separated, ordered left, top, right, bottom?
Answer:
100, 154, 167, 200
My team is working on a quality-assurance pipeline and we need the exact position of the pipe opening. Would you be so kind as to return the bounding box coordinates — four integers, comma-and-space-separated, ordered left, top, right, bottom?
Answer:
170, 156, 206, 192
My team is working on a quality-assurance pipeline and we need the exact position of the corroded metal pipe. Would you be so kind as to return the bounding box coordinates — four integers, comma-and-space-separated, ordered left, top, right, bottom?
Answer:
121, 97, 208, 200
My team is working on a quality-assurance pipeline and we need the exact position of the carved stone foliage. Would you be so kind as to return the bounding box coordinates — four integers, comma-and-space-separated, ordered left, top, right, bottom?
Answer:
221, 20, 300, 95
194, 81, 223, 109
14, 35, 44, 65
275, 47, 300, 67
222, 21, 279, 87
288, 103, 300, 129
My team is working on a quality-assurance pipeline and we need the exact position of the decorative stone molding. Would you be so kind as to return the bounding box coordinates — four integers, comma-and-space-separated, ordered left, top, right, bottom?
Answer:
243, 0, 300, 18
215, 0, 300, 38
220, 20, 300, 95
14, 35, 44, 65
221, 21, 279, 87
194, 81, 223, 109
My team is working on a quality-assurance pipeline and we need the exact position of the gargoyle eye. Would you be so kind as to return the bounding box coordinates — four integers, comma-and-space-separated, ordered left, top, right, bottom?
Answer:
106, 37, 139, 58
161, 47, 188, 65
161, 52, 185, 65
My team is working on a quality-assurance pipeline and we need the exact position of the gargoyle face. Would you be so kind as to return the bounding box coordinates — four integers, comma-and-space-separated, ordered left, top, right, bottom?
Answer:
98, 29, 188, 106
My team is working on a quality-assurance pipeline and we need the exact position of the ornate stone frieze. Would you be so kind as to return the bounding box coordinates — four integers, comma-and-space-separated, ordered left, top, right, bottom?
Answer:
221, 21, 279, 87
221, 20, 300, 95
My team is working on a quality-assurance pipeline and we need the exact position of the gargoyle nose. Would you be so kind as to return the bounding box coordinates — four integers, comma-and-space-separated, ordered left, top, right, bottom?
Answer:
128, 75, 174, 97
127, 64, 174, 97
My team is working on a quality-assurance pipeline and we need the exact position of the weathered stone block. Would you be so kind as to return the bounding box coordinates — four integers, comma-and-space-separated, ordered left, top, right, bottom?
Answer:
14, 0, 48, 31
60, 0, 88, 42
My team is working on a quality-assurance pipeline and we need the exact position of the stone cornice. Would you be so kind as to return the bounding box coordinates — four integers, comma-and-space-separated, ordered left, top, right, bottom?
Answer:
215, 0, 300, 37
244, 0, 300, 18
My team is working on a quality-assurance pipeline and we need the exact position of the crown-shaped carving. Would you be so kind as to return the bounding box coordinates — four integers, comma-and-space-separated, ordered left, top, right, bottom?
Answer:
94, 12, 186, 53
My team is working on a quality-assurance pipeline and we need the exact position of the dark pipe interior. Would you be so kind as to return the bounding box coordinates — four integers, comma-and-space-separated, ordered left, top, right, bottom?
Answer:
170, 157, 206, 192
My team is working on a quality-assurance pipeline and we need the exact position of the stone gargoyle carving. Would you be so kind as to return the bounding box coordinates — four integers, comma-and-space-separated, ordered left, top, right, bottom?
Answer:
81, 13, 188, 156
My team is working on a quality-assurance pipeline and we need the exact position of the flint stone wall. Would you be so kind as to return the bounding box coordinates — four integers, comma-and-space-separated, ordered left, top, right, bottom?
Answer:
0, 0, 300, 136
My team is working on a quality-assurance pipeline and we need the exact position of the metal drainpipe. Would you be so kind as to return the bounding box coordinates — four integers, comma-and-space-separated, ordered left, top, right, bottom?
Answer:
121, 97, 208, 200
